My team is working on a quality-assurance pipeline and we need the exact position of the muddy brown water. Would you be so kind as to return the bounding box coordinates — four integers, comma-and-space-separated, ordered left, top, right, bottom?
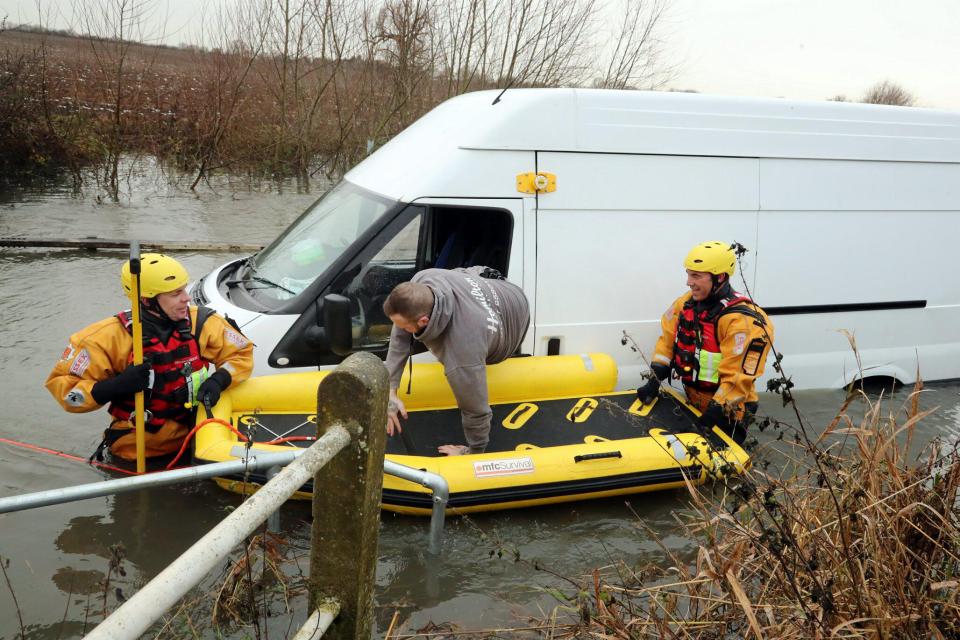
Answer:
1, 166, 958, 639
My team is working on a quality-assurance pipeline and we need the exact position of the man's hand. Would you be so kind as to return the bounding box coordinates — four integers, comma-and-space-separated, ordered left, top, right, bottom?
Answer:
386, 389, 407, 436
438, 444, 469, 456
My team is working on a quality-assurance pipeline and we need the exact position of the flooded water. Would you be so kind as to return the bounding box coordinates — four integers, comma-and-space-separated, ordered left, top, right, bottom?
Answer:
1, 164, 958, 639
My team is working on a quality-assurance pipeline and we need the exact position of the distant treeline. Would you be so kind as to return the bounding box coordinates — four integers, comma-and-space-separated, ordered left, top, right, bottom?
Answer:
0, 0, 673, 196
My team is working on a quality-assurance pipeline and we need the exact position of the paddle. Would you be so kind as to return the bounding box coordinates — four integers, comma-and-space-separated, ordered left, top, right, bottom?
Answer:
129, 241, 147, 473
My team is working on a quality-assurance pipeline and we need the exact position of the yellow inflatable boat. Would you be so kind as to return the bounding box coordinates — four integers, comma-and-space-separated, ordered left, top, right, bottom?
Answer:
193, 353, 750, 515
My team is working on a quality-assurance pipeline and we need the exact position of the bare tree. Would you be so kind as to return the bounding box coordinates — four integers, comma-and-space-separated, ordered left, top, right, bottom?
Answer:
71, 0, 165, 198
595, 0, 674, 90
187, 0, 269, 188
862, 80, 916, 106
429, 0, 486, 97
364, 0, 434, 143
10, 0, 679, 183
485, 0, 599, 87
300, 0, 368, 177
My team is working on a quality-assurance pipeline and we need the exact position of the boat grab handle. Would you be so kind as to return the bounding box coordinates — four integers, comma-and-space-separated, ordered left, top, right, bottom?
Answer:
574, 451, 623, 463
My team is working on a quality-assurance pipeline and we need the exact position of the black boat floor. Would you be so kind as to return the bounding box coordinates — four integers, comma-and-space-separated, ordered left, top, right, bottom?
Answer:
236, 391, 717, 457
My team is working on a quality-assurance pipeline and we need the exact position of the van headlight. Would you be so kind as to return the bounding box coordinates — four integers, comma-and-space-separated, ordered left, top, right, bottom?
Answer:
190, 277, 209, 305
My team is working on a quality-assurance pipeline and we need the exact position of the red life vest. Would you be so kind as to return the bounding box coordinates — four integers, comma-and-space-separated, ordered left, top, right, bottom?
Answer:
672, 292, 762, 392
107, 308, 212, 431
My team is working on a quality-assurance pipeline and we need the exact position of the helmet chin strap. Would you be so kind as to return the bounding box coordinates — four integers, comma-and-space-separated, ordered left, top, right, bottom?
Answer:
708, 273, 731, 299
142, 296, 174, 324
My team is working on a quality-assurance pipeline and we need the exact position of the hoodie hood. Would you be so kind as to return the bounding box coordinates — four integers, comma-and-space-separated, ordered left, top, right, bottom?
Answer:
415, 285, 452, 342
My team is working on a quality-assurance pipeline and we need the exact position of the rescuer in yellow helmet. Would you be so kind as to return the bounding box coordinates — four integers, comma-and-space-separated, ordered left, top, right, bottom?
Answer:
46, 253, 253, 461
635, 242, 774, 444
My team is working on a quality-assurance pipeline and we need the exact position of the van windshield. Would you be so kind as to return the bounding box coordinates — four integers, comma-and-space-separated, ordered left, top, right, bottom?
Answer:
246, 181, 394, 301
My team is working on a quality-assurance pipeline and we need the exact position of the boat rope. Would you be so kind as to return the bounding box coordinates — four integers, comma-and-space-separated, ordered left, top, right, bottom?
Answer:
164, 417, 248, 470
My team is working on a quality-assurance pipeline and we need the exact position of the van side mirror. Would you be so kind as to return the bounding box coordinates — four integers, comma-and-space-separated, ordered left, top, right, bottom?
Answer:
323, 293, 353, 357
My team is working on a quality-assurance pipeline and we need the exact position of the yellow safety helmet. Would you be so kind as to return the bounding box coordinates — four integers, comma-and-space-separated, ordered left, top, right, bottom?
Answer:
683, 241, 736, 276
121, 253, 190, 299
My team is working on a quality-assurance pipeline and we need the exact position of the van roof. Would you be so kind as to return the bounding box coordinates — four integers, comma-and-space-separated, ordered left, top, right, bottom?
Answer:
346, 89, 960, 201
459, 88, 960, 161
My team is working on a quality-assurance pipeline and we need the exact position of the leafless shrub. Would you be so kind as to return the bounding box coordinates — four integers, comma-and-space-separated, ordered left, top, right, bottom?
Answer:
862, 80, 916, 106
180, 0, 269, 188
0, 554, 26, 640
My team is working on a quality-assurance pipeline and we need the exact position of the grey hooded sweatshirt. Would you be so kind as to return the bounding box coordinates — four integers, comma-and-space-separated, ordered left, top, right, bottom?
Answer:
385, 267, 530, 453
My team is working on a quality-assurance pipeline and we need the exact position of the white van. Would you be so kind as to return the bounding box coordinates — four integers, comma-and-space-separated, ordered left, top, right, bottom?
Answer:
192, 88, 960, 389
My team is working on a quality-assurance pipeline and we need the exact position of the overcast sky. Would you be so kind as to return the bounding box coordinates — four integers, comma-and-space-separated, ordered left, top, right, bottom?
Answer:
2, 0, 958, 109
667, 0, 960, 108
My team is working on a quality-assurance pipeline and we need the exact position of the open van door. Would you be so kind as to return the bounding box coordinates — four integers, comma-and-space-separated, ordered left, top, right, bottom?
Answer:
268, 197, 530, 368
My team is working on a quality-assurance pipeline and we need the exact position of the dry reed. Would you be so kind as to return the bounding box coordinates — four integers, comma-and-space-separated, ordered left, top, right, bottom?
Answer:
534, 378, 960, 639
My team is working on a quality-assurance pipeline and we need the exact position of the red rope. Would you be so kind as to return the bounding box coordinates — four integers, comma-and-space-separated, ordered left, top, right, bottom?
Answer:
165, 417, 249, 470
263, 435, 316, 446
0, 420, 300, 477
0, 437, 142, 476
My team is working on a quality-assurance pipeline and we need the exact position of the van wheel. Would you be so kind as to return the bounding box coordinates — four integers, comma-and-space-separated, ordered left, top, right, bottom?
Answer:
846, 375, 903, 396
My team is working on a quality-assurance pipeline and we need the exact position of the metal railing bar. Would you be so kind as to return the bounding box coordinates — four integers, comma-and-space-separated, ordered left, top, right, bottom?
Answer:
1, 439, 450, 553
291, 599, 341, 640
0, 450, 307, 515
383, 460, 449, 555
83, 424, 351, 640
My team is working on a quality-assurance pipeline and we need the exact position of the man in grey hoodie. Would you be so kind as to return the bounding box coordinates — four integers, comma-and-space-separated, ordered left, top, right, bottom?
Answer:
383, 266, 530, 455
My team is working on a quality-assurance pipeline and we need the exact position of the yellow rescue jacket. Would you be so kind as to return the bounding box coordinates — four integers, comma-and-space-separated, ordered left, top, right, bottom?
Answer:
45, 306, 253, 460
652, 290, 774, 411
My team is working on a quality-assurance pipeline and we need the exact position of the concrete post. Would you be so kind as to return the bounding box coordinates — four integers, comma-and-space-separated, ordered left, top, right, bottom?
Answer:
309, 352, 388, 640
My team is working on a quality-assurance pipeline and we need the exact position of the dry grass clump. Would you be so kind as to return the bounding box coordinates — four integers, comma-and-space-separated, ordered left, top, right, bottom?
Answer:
545, 379, 960, 639
153, 532, 309, 640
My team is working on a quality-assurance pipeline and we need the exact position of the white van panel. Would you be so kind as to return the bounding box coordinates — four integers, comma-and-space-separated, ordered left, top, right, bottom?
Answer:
756, 209, 956, 307
537, 153, 759, 211
756, 157, 960, 387
233, 313, 300, 374
760, 159, 960, 211
196, 260, 268, 329
461, 89, 960, 162
536, 208, 756, 324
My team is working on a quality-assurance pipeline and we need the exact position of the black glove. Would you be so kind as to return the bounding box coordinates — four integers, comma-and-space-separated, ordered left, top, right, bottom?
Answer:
91, 363, 152, 405
635, 378, 660, 404
198, 368, 232, 409
697, 401, 730, 433
635, 363, 670, 404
